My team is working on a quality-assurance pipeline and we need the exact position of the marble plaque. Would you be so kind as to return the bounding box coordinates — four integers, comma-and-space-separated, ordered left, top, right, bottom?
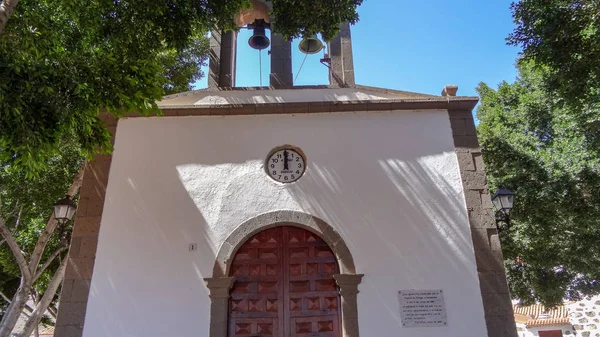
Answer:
399, 289, 447, 328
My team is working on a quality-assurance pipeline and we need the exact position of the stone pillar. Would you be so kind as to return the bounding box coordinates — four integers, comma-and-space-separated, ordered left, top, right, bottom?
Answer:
54, 114, 116, 337
205, 277, 235, 337
208, 30, 222, 89
447, 109, 518, 337
329, 22, 355, 87
334, 274, 363, 337
209, 30, 237, 89
219, 31, 237, 87
269, 33, 293, 88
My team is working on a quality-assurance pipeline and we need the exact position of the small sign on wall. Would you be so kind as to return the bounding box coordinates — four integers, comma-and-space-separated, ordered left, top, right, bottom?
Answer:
399, 289, 447, 328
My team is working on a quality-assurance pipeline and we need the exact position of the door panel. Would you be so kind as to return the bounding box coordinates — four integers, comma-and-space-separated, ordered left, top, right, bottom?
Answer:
229, 226, 341, 337
229, 227, 283, 337
230, 318, 278, 337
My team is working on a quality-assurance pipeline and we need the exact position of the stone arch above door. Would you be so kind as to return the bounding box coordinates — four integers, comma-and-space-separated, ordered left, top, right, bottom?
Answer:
205, 211, 363, 337
211, 211, 357, 278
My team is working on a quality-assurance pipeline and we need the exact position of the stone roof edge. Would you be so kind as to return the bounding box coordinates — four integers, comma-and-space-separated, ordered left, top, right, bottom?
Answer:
126, 97, 478, 118
157, 97, 479, 109
159, 83, 442, 101
352, 84, 438, 98
160, 85, 327, 101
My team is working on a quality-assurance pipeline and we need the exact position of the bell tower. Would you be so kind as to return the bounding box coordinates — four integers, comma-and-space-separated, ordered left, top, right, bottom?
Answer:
208, 0, 355, 89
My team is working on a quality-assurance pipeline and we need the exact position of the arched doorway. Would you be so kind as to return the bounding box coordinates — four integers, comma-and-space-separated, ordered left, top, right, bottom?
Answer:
228, 226, 341, 337
205, 211, 363, 337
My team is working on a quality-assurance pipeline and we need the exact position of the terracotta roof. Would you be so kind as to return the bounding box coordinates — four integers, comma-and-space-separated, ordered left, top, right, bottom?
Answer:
38, 326, 54, 335
514, 304, 571, 327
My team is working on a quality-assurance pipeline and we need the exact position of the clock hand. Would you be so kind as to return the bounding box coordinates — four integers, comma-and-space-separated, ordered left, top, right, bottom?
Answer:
283, 150, 289, 170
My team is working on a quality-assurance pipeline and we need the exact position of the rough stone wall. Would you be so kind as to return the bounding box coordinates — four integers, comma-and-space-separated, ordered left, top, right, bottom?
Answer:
569, 296, 600, 337
53, 115, 116, 337
447, 109, 518, 337
328, 22, 355, 87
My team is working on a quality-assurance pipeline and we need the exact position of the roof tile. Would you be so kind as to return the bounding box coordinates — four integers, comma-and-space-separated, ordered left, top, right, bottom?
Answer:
513, 304, 570, 327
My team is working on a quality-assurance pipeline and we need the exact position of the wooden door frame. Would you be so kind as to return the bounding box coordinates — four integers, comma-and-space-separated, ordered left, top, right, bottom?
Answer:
205, 211, 363, 337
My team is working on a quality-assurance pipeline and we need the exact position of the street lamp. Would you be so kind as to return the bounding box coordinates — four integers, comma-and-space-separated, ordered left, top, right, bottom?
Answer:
53, 195, 77, 224
491, 189, 515, 231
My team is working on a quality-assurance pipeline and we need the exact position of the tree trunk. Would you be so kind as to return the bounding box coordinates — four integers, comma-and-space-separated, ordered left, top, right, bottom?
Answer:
17, 257, 68, 337
28, 165, 84, 278
0, 164, 84, 337
0, 0, 20, 35
0, 214, 32, 337
0, 281, 31, 337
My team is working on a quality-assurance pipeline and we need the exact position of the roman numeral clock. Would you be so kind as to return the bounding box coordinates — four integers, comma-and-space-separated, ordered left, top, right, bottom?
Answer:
265, 146, 306, 183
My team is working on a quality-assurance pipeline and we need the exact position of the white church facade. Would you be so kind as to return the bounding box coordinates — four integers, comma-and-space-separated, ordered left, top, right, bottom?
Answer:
52, 19, 518, 337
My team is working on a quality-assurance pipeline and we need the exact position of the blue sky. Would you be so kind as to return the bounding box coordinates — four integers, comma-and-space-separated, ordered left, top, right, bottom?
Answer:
195, 0, 521, 97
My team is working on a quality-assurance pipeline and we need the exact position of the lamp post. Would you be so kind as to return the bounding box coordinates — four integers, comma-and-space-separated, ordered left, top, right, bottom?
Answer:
491, 189, 515, 231
53, 195, 77, 224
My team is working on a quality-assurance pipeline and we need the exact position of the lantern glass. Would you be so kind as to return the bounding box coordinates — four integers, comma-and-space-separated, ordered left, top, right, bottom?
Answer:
54, 204, 68, 220
54, 197, 77, 223
66, 205, 77, 220
492, 189, 515, 213
504, 194, 514, 209
492, 196, 503, 211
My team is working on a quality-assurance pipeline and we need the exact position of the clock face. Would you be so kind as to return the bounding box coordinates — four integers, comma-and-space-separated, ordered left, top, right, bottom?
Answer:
266, 147, 306, 183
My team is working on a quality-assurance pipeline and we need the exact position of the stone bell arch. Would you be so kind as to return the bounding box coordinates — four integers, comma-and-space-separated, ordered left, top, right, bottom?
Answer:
208, 0, 355, 89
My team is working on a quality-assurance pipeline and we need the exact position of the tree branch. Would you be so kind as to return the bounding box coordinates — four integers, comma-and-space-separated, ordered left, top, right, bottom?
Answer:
0, 217, 32, 282
0, 290, 35, 313
0, 291, 32, 314
46, 304, 57, 320
13, 205, 23, 232
0, 205, 22, 249
4, 201, 21, 227
0, 0, 20, 36
33, 245, 67, 282
28, 164, 85, 277
0, 290, 11, 304
18, 256, 68, 337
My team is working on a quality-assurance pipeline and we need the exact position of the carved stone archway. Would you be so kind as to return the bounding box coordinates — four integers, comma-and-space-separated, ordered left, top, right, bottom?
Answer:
205, 211, 363, 337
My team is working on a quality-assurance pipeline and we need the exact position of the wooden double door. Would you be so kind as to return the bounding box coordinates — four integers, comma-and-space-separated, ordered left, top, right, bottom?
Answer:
228, 226, 341, 337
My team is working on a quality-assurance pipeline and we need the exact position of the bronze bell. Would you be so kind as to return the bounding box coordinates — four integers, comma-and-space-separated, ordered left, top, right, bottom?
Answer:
298, 35, 324, 54
248, 20, 270, 50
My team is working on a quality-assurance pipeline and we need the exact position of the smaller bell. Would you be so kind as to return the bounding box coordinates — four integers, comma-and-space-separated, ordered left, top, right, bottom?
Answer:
298, 35, 324, 54
248, 20, 270, 50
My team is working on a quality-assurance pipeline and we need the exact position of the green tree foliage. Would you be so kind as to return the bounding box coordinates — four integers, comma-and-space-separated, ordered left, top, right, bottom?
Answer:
0, 268, 18, 321
477, 62, 600, 307
271, 0, 363, 41
160, 35, 210, 96
0, 135, 83, 327
0, 0, 361, 174
0, 0, 226, 173
508, 0, 600, 108
0, 0, 240, 173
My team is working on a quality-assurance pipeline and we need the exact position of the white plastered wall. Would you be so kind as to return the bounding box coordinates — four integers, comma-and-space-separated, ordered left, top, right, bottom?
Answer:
82, 110, 487, 337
